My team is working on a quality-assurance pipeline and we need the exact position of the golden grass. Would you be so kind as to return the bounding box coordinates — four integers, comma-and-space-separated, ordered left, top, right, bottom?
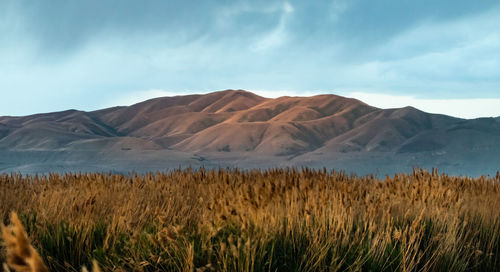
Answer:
1, 213, 101, 272
81, 260, 100, 272
0, 168, 499, 271
1, 212, 48, 272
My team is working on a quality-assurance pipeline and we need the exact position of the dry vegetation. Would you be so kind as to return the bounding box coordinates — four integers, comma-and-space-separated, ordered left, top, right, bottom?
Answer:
0, 168, 499, 271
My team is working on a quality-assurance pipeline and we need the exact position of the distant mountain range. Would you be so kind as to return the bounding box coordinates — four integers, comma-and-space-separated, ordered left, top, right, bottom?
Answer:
1, 90, 499, 176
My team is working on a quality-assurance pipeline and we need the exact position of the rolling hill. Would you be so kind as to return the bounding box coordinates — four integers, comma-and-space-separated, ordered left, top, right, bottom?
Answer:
1, 90, 499, 175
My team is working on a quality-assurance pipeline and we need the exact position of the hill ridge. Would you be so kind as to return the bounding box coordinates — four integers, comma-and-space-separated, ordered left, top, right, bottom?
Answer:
1, 90, 499, 175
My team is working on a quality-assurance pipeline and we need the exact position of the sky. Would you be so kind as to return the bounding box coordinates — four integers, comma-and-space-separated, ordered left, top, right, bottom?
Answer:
1, 0, 499, 119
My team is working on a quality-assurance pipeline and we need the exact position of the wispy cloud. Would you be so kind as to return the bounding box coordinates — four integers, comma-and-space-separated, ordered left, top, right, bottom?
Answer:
251, 2, 294, 51
329, 0, 349, 22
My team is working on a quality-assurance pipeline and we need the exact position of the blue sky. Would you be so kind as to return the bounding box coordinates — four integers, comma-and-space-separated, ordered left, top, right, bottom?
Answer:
1, 0, 499, 118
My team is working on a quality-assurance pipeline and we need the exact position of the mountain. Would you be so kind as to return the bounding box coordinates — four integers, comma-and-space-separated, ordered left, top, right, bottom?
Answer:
1, 90, 499, 176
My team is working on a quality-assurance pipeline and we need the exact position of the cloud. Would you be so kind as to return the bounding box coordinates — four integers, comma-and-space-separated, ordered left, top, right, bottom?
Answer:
0, 0, 499, 116
1, 0, 219, 54
329, 0, 349, 22
251, 2, 294, 51
344, 92, 500, 119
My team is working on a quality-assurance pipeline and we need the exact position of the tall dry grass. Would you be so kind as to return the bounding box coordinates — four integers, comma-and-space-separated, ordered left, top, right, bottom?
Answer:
0, 168, 499, 271
1, 212, 48, 272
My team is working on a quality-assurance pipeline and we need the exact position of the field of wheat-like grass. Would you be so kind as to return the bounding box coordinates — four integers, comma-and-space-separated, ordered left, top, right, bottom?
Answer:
0, 168, 499, 271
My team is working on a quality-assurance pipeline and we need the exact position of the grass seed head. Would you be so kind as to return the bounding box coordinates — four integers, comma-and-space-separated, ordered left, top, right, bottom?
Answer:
1, 212, 48, 272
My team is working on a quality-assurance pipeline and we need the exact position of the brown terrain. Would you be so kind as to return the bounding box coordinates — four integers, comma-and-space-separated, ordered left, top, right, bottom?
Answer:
1, 89, 499, 175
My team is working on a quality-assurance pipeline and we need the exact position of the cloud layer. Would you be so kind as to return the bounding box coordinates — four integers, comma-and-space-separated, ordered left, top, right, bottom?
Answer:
344, 92, 500, 119
0, 0, 499, 117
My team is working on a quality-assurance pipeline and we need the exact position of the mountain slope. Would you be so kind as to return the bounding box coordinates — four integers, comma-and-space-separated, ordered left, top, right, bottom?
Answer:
0, 110, 120, 150
1, 90, 499, 175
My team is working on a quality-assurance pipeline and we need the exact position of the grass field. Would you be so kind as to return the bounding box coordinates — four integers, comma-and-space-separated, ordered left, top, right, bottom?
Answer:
1, 168, 499, 271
